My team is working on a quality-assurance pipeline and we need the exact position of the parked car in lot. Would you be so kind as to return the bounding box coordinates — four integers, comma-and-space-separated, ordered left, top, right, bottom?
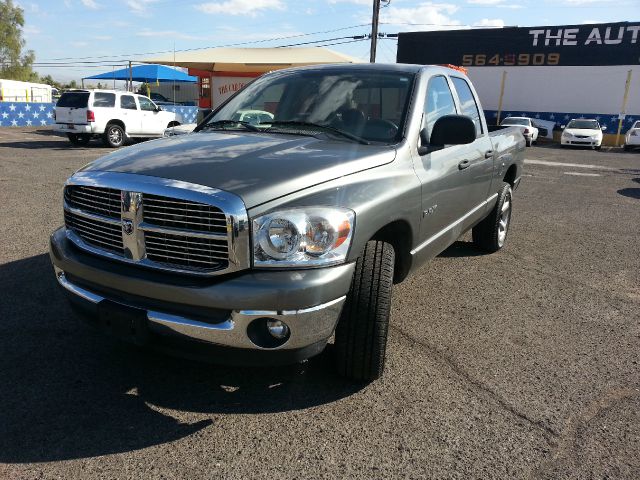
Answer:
54, 90, 182, 147
49, 64, 525, 382
500, 116, 539, 147
164, 110, 274, 137
624, 120, 640, 151
560, 118, 605, 150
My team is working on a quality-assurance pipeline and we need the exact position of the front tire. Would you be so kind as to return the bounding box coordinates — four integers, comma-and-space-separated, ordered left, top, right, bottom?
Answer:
472, 182, 513, 253
526, 138, 532, 147
103, 124, 125, 148
335, 240, 395, 382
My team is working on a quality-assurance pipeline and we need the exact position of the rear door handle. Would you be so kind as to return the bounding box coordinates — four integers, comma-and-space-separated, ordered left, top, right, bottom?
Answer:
485, 150, 494, 158
458, 159, 471, 170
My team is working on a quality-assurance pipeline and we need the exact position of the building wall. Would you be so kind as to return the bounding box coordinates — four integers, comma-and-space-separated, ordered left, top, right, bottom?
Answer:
467, 65, 639, 116
150, 82, 198, 105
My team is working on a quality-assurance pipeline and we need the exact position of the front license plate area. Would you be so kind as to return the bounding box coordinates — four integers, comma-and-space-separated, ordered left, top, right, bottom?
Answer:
98, 300, 149, 345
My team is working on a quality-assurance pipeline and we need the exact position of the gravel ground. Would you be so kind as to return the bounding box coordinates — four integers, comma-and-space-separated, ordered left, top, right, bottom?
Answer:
1, 128, 639, 479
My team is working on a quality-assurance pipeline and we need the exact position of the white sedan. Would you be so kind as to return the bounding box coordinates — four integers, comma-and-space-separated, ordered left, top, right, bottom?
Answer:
561, 119, 605, 150
500, 117, 539, 147
624, 120, 640, 152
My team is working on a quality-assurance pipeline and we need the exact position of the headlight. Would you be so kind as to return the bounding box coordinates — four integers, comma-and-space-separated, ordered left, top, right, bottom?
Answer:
253, 207, 354, 268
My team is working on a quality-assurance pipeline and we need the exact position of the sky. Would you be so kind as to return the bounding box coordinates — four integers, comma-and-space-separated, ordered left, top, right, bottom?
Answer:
19, 0, 640, 82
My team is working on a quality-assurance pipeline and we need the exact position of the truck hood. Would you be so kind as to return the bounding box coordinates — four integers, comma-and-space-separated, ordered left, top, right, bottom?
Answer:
81, 131, 396, 208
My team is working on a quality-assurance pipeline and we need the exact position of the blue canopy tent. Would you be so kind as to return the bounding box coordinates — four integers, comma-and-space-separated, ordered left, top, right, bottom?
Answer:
83, 64, 197, 83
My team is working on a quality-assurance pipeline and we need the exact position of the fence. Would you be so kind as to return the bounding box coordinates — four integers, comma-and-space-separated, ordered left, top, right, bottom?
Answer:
0, 102, 200, 128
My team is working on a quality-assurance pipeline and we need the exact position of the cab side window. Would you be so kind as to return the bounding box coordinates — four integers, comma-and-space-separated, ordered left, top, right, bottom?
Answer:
451, 77, 483, 136
138, 96, 156, 111
120, 95, 137, 110
424, 76, 457, 138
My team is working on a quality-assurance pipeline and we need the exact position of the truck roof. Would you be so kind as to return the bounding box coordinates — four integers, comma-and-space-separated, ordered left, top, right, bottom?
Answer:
272, 62, 461, 76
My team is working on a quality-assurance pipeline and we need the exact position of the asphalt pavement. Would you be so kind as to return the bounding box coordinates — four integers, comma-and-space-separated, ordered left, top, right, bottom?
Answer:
1, 128, 639, 479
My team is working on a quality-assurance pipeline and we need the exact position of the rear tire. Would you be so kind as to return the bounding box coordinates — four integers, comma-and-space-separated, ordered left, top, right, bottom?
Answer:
624, 145, 631, 152
335, 240, 395, 382
103, 124, 125, 148
67, 133, 91, 146
472, 182, 513, 253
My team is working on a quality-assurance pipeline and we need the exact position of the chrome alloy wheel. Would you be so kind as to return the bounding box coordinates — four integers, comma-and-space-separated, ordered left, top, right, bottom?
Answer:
109, 126, 123, 145
497, 189, 512, 247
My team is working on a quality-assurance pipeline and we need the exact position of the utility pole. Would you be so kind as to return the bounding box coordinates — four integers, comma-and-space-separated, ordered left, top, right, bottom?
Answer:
128, 60, 133, 92
369, 0, 381, 63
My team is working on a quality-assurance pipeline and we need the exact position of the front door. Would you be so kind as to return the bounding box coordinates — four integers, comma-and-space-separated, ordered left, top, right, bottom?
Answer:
412, 74, 487, 261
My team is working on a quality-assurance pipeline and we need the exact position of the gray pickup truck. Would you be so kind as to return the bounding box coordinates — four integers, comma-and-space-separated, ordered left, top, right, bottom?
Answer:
50, 64, 524, 381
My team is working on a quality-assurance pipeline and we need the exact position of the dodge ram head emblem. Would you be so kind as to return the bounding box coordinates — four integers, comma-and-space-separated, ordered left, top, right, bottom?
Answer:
122, 219, 134, 236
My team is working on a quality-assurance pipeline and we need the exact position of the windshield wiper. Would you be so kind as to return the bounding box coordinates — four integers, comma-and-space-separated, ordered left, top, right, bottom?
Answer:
261, 121, 370, 145
201, 120, 260, 132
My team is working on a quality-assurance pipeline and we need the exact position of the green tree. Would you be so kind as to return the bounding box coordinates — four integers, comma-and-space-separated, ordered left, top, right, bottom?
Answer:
0, 0, 38, 81
40, 74, 62, 90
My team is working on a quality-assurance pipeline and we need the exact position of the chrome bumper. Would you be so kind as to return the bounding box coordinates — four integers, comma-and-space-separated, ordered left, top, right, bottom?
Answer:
55, 268, 346, 351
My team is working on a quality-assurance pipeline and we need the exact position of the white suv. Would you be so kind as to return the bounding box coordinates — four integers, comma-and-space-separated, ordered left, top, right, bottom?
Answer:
54, 90, 182, 147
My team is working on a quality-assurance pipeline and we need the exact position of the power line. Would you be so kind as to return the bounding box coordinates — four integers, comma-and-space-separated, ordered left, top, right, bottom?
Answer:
37, 23, 373, 62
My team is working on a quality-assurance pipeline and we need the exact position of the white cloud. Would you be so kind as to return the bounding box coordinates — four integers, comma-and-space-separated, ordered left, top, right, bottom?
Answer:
468, 0, 505, 4
136, 29, 203, 41
327, 0, 371, 4
380, 2, 462, 30
93, 35, 112, 41
473, 18, 505, 27
127, 0, 158, 15
80, 0, 99, 9
195, 0, 285, 16
71, 41, 89, 47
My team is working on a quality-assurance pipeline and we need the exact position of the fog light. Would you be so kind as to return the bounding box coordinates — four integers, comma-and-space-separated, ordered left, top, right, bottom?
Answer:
266, 320, 289, 339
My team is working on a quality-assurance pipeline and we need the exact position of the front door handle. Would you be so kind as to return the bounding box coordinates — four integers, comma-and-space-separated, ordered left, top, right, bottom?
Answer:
485, 150, 494, 158
458, 159, 471, 170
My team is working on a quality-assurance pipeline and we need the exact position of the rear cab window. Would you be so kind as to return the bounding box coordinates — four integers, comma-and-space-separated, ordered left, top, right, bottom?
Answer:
120, 95, 138, 110
92, 92, 115, 108
450, 77, 483, 136
56, 92, 89, 108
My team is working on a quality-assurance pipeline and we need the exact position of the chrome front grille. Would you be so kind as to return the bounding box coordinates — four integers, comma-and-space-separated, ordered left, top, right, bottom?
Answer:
64, 210, 124, 254
62, 174, 249, 277
144, 231, 228, 270
64, 185, 121, 219
142, 194, 227, 234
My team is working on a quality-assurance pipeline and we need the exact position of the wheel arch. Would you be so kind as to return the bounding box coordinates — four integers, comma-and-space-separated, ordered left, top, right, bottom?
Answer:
105, 119, 126, 132
369, 219, 413, 284
503, 164, 518, 187
167, 120, 180, 128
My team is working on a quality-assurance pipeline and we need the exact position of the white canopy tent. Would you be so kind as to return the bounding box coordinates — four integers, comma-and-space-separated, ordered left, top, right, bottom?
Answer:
142, 47, 361, 73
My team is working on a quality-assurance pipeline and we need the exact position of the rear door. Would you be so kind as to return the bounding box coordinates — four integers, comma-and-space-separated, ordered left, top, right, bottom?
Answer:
119, 94, 140, 134
449, 76, 495, 209
55, 91, 90, 125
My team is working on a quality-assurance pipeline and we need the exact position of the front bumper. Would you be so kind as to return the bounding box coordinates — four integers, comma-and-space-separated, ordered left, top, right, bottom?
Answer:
54, 123, 93, 134
49, 227, 354, 364
561, 137, 601, 147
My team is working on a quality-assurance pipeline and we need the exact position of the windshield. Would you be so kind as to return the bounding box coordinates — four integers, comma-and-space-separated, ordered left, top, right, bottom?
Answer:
632, 121, 640, 129
501, 118, 529, 126
567, 120, 600, 130
56, 92, 89, 108
205, 69, 415, 144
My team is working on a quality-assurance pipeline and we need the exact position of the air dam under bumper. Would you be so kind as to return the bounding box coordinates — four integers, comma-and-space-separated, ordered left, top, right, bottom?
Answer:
49, 227, 354, 364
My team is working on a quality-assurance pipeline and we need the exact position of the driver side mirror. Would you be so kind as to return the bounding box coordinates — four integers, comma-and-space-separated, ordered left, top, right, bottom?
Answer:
418, 114, 476, 155
601, 125, 607, 131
